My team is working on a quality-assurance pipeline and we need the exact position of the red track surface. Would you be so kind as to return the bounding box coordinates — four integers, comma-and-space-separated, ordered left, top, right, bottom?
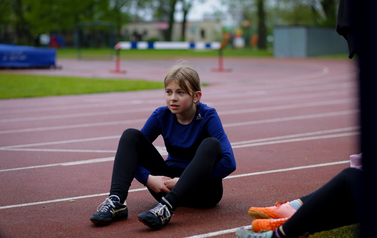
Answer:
0, 57, 358, 237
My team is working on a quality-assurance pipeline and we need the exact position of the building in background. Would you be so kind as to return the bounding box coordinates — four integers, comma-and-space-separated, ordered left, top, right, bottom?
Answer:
122, 20, 222, 42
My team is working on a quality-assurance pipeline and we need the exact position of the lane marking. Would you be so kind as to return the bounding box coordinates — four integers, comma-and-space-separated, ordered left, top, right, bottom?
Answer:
0, 135, 121, 150
0, 146, 167, 172
0, 109, 357, 135
225, 160, 349, 179
0, 76, 353, 116
223, 110, 357, 128
219, 99, 353, 116
230, 127, 357, 146
0, 160, 350, 210
232, 132, 358, 149
0, 119, 146, 134
0, 188, 147, 210
185, 225, 252, 238
0, 128, 357, 172
0, 90, 353, 123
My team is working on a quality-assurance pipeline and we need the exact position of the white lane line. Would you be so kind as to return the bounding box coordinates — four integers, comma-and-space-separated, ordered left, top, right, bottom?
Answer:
232, 132, 358, 149
210, 89, 350, 107
225, 160, 350, 180
223, 110, 357, 128
0, 148, 115, 153
185, 226, 253, 238
0, 109, 151, 123
0, 90, 352, 123
185, 225, 252, 238
0, 77, 352, 115
0, 135, 120, 150
0, 109, 357, 135
0, 160, 349, 210
0, 188, 147, 210
0, 157, 114, 172
0, 119, 146, 134
0, 128, 356, 172
219, 98, 353, 116
0, 99, 160, 115
230, 127, 358, 146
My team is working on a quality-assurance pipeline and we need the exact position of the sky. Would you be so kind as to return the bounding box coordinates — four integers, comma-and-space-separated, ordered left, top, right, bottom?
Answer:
176, 0, 228, 22
138, 0, 233, 26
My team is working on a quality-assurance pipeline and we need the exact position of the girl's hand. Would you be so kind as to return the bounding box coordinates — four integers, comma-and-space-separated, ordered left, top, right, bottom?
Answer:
145, 175, 171, 193
164, 177, 179, 190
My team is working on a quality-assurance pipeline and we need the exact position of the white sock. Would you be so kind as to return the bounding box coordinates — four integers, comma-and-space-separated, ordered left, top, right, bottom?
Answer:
288, 200, 302, 210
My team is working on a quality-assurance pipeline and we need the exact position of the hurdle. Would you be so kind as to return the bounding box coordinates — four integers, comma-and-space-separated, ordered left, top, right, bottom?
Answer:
111, 41, 230, 73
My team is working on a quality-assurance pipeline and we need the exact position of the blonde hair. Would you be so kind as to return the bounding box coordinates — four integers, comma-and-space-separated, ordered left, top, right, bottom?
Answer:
164, 60, 201, 97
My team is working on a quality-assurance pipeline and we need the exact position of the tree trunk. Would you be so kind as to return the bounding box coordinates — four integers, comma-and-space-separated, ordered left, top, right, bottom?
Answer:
166, 0, 177, 41
13, 0, 31, 45
257, 0, 266, 49
181, 9, 188, 41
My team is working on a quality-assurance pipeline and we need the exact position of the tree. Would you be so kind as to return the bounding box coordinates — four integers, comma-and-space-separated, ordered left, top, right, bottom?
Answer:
275, 0, 339, 28
180, 0, 194, 41
0, 0, 12, 43
167, 0, 178, 41
0, 0, 134, 46
145, 0, 178, 41
222, 0, 267, 49
311, 0, 339, 27
256, 0, 266, 49
11, 0, 31, 45
106, 0, 133, 41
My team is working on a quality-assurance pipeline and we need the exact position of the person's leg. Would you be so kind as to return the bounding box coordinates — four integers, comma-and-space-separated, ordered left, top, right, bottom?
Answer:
164, 137, 224, 209
110, 128, 169, 203
91, 128, 169, 225
137, 137, 224, 229
281, 168, 362, 238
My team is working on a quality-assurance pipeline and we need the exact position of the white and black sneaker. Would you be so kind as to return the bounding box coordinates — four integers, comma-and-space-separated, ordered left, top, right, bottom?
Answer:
137, 197, 173, 230
90, 195, 128, 225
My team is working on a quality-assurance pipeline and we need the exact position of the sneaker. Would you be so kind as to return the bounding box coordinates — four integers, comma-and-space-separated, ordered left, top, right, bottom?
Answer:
252, 217, 289, 232
137, 197, 173, 230
248, 200, 297, 219
90, 195, 128, 225
236, 227, 273, 238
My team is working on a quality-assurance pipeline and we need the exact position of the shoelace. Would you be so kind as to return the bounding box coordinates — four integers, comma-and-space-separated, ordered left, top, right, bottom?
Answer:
274, 200, 290, 207
97, 197, 116, 212
150, 203, 171, 219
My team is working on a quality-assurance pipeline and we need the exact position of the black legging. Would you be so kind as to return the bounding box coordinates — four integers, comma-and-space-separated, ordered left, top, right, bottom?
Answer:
110, 128, 223, 210
283, 168, 362, 237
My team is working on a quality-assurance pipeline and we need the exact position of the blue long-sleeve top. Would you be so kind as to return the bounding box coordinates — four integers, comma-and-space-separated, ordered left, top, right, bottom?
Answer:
135, 102, 236, 185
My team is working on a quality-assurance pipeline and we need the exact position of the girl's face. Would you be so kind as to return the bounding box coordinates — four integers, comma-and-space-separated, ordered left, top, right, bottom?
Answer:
165, 80, 201, 123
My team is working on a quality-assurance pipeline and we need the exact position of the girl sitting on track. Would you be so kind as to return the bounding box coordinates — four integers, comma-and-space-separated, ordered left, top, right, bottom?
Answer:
90, 60, 236, 230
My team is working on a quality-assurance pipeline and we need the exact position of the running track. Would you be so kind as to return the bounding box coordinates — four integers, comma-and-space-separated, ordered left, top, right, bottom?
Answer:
0, 57, 359, 237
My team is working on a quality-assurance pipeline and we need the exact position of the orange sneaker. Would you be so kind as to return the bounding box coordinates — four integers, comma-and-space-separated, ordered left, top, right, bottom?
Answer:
248, 200, 297, 219
252, 217, 289, 232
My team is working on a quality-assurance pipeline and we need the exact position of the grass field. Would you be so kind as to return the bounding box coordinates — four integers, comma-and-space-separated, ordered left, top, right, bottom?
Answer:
59, 47, 274, 60
58, 47, 348, 60
0, 73, 164, 99
0, 48, 274, 100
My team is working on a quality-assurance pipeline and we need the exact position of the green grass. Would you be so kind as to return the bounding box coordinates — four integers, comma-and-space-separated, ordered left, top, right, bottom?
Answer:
0, 73, 164, 99
57, 47, 274, 60
57, 47, 350, 60
308, 224, 359, 238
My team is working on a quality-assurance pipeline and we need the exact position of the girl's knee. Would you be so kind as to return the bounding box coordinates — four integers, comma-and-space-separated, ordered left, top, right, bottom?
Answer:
120, 128, 144, 143
200, 137, 222, 155
336, 167, 362, 184
341, 167, 362, 177
202, 137, 221, 147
